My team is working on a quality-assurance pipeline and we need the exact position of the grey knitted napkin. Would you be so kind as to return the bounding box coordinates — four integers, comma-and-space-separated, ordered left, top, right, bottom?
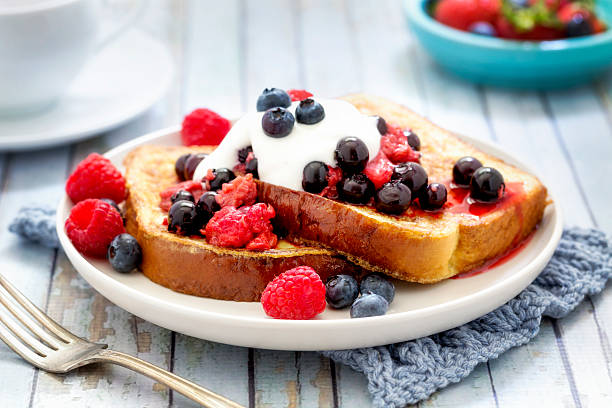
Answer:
10, 208, 611, 407
322, 228, 611, 407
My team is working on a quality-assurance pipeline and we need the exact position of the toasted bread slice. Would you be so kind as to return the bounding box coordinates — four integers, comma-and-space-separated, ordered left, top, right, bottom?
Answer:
258, 94, 548, 283
124, 145, 361, 302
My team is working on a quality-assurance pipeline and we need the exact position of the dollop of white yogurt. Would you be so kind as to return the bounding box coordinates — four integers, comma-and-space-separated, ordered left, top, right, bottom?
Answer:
192, 98, 381, 192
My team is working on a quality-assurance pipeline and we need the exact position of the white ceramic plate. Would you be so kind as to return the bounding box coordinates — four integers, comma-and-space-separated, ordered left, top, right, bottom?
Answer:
56, 127, 563, 351
0, 30, 173, 151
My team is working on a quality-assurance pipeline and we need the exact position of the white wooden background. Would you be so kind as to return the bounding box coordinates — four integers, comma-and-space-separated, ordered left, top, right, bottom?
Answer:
0, 0, 611, 406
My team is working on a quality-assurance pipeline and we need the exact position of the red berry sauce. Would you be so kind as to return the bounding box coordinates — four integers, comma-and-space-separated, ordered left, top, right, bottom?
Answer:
452, 230, 536, 280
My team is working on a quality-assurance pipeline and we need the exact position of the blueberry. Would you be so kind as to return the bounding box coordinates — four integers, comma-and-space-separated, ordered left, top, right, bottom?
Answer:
404, 130, 421, 151
296, 98, 325, 124
101, 198, 121, 214
168, 200, 201, 235
374, 116, 387, 135
334, 137, 369, 174
350, 293, 388, 318
469, 21, 497, 37
325, 274, 359, 309
175, 153, 192, 181
374, 182, 411, 215
338, 173, 374, 204
420, 183, 447, 211
171, 189, 195, 204
196, 191, 221, 225
392, 162, 428, 197
262, 107, 295, 138
245, 157, 259, 179
452, 156, 483, 187
302, 161, 329, 194
256, 88, 292, 111
209, 168, 236, 191
107, 233, 142, 273
238, 146, 253, 164
184, 153, 207, 180
470, 167, 505, 203
567, 14, 593, 37
360, 273, 395, 303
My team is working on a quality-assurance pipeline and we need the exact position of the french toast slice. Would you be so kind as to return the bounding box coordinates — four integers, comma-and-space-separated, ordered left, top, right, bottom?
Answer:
258, 94, 548, 283
124, 145, 362, 302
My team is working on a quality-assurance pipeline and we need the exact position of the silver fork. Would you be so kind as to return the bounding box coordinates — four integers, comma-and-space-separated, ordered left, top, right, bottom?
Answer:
0, 273, 244, 408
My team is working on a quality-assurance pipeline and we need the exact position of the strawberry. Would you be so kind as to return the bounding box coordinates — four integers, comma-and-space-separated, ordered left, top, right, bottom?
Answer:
434, 0, 502, 31
557, 2, 591, 23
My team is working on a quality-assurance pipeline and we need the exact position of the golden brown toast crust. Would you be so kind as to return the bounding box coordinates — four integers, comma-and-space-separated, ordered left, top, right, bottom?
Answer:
258, 94, 548, 283
124, 145, 362, 302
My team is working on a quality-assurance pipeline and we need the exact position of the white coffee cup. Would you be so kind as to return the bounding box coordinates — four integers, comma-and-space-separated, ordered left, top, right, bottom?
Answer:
0, 0, 139, 116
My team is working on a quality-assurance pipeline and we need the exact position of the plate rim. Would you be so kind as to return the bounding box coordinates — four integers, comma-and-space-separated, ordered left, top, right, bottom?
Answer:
56, 126, 564, 350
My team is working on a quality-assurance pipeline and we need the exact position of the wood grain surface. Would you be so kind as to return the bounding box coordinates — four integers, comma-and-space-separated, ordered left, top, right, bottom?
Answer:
0, 0, 611, 407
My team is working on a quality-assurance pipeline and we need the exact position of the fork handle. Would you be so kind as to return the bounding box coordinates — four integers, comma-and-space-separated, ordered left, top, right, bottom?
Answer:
93, 349, 244, 408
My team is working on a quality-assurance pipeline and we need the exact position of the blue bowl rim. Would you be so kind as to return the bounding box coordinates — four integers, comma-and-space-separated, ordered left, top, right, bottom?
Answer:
405, 0, 612, 51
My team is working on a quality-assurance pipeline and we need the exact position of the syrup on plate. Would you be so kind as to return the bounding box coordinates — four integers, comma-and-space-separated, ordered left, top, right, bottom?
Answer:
452, 231, 536, 279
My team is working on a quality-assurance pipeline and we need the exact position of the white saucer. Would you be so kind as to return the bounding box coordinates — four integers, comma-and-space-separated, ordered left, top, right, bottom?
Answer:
56, 128, 563, 351
0, 30, 173, 151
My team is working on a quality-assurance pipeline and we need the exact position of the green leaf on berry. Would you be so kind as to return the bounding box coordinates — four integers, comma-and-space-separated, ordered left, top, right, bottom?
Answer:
501, 0, 565, 32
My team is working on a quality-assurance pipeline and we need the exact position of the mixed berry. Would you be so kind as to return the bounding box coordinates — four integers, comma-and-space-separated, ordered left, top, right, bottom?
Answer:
259, 266, 396, 320
245, 88, 509, 215
326, 272, 396, 318
432, 0, 607, 40
452, 156, 506, 203
65, 155, 142, 274
163, 155, 277, 251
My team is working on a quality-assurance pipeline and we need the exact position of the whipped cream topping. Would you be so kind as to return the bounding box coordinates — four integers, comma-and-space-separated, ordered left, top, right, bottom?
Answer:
192, 98, 381, 192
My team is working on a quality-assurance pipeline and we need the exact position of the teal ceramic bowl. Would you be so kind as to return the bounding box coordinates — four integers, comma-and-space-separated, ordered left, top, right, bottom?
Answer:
405, 0, 612, 89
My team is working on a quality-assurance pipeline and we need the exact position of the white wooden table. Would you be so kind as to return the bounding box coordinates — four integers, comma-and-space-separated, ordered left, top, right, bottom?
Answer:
1, 1, 611, 406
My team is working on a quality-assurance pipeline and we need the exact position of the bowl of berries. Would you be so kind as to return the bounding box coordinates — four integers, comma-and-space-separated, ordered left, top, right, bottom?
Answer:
406, 0, 612, 88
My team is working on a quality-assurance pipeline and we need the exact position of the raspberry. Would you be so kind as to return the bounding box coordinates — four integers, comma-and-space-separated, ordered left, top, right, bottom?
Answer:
381, 126, 420, 164
261, 266, 326, 320
434, 0, 501, 31
181, 108, 231, 146
66, 153, 126, 204
320, 167, 343, 198
65, 199, 125, 258
246, 230, 278, 251
216, 174, 258, 208
159, 180, 203, 212
364, 152, 394, 190
204, 203, 277, 250
287, 89, 313, 102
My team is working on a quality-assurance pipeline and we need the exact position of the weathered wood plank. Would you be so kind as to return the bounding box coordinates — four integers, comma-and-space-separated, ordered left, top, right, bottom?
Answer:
172, 1, 255, 407
545, 88, 612, 232
28, 2, 185, 406
334, 363, 372, 407
488, 319, 576, 407
172, 336, 250, 408
239, 1, 339, 406
182, 0, 243, 117
483, 87, 612, 406
0, 148, 68, 408
244, 0, 301, 103
542, 87, 612, 405
299, 0, 361, 96
346, 0, 426, 115
32, 253, 172, 408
